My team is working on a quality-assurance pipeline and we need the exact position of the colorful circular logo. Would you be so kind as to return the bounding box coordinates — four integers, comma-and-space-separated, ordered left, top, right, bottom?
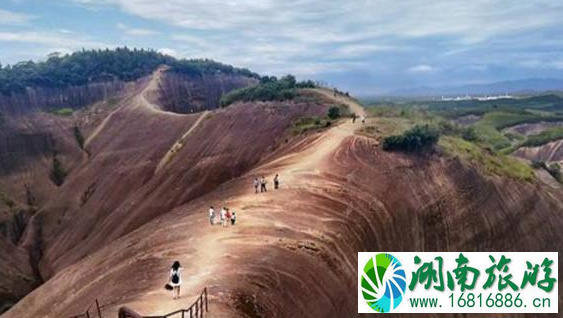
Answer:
360, 253, 407, 313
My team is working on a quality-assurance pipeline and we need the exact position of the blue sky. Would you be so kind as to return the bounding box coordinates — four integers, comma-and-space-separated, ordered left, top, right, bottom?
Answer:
1, 0, 563, 95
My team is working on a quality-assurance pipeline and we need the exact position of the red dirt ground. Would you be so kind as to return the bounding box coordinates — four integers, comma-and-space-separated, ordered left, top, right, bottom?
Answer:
2, 71, 563, 318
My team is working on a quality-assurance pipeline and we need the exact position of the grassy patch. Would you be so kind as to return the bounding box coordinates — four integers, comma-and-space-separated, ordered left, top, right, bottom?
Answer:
291, 116, 332, 135
220, 75, 316, 107
440, 136, 534, 181
521, 127, 563, 147
73, 126, 85, 149
362, 117, 415, 136
382, 125, 440, 152
0, 192, 16, 209
472, 111, 563, 151
50, 154, 67, 186
49, 107, 74, 116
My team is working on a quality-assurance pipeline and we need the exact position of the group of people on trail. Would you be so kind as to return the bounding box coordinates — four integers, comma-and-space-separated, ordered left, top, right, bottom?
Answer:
253, 174, 280, 193
208, 206, 236, 227
352, 113, 365, 124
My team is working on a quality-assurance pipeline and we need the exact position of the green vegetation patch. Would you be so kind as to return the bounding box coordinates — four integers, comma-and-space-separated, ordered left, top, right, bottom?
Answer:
0, 47, 259, 95
382, 125, 440, 153
440, 136, 534, 181
49, 107, 74, 116
0, 192, 16, 209
291, 116, 332, 135
50, 154, 67, 186
472, 111, 563, 151
531, 161, 562, 183
327, 106, 341, 119
73, 126, 85, 149
521, 127, 563, 147
220, 75, 316, 107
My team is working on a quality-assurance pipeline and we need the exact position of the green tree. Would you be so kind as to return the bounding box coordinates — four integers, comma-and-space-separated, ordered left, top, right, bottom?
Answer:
51, 154, 67, 186
382, 125, 440, 152
327, 106, 341, 119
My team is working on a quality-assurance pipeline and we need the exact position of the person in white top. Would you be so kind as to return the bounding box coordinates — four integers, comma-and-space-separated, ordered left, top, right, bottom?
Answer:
170, 261, 182, 300
253, 177, 259, 193
231, 211, 237, 225
220, 207, 227, 227
209, 206, 215, 225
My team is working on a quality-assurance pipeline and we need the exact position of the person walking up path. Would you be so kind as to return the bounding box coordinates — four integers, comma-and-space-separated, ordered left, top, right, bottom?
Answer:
220, 207, 226, 227
169, 261, 183, 300
274, 174, 280, 190
231, 211, 237, 225
253, 177, 259, 194
208, 206, 215, 225
225, 208, 231, 227
260, 176, 267, 193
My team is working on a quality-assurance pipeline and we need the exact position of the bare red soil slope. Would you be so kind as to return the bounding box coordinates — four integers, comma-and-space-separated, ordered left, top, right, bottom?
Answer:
0, 67, 265, 312
1, 76, 563, 318
514, 139, 563, 164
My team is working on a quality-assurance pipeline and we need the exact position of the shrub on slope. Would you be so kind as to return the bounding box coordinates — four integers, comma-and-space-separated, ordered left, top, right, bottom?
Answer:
220, 75, 317, 107
382, 125, 440, 152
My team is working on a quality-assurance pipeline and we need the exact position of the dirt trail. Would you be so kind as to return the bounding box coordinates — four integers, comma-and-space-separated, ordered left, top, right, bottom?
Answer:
84, 103, 125, 148
85, 67, 184, 148
2, 88, 368, 318
312, 88, 366, 118
122, 90, 368, 317
137, 66, 171, 114
155, 111, 210, 173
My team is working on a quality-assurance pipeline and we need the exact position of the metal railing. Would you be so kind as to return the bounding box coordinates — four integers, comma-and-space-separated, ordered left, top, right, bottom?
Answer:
68, 299, 108, 318
119, 288, 208, 318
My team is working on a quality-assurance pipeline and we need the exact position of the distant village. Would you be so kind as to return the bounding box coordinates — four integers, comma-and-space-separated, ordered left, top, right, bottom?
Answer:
440, 93, 513, 101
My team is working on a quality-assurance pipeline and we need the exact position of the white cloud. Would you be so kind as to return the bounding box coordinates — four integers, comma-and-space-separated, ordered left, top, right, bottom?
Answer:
518, 58, 563, 70
554, 59, 563, 70
57, 0, 563, 78
157, 48, 179, 58
0, 30, 112, 49
0, 8, 34, 25
408, 64, 436, 73
66, 0, 563, 44
116, 23, 159, 36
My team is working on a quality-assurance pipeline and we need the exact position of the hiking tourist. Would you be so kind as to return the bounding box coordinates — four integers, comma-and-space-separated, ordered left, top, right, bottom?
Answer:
253, 177, 259, 193
231, 211, 237, 225
209, 206, 215, 225
260, 176, 267, 192
220, 207, 226, 226
274, 174, 280, 189
225, 208, 231, 227
169, 261, 182, 300
352, 113, 357, 123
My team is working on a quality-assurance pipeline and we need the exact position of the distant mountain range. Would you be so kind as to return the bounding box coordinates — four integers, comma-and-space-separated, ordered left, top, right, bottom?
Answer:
387, 78, 563, 97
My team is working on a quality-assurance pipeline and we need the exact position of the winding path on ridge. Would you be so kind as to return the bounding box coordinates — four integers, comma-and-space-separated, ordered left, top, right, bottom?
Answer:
85, 66, 184, 148
121, 89, 369, 317
155, 110, 210, 174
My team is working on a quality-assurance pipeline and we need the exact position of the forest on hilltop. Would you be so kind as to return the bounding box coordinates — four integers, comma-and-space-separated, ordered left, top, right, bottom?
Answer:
0, 47, 260, 95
